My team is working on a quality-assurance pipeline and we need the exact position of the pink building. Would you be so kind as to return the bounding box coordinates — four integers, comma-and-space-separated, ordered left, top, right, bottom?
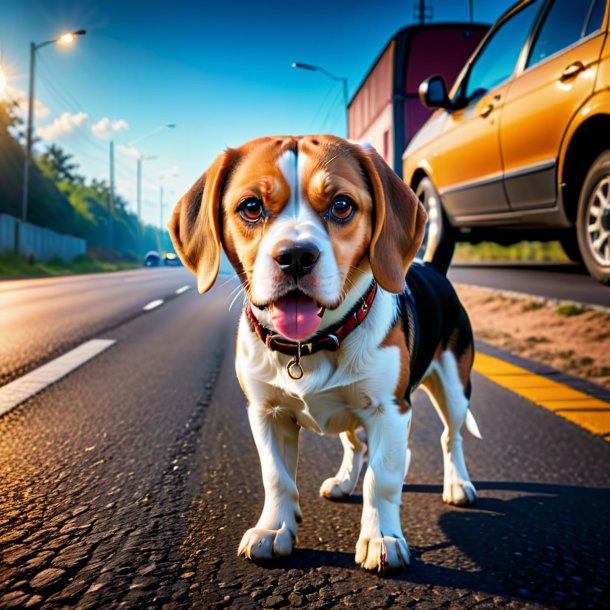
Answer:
348, 23, 488, 176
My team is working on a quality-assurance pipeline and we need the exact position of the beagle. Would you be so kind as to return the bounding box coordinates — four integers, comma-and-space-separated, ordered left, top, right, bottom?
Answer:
168, 135, 481, 573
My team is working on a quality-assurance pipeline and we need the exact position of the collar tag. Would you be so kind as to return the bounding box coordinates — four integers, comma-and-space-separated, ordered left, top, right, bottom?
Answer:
286, 342, 304, 380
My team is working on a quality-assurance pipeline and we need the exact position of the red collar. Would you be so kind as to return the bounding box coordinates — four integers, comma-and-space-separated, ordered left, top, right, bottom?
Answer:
245, 280, 378, 358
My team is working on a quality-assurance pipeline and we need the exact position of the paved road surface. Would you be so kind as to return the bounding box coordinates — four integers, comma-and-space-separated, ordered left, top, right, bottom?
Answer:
0, 270, 608, 609
449, 263, 609, 308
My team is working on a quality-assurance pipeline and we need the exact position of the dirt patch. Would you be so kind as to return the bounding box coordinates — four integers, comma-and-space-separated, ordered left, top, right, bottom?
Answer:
454, 284, 610, 391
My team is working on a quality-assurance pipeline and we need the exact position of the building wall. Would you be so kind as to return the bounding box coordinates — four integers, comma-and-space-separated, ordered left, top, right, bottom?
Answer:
351, 104, 395, 169
348, 42, 394, 142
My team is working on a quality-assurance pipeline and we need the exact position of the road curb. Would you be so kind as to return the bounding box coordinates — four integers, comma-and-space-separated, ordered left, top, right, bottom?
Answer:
454, 281, 610, 315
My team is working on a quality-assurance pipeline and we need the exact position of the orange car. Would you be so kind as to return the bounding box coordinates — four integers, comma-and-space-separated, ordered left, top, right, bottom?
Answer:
403, 0, 610, 285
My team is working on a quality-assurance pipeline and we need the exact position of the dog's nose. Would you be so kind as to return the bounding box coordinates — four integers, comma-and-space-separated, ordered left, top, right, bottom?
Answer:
272, 241, 320, 279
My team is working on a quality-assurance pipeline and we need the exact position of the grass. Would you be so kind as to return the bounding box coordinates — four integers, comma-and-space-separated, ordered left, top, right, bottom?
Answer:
522, 300, 545, 312
0, 253, 140, 278
454, 240, 569, 263
555, 303, 589, 317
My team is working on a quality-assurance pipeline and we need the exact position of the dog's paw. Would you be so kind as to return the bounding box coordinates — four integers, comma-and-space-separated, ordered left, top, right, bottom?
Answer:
355, 535, 411, 573
237, 524, 295, 560
319, 476, 354, 501
443, 479, 477, 506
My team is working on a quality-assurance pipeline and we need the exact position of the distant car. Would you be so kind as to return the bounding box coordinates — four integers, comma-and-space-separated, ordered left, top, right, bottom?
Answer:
144, 251, 161, 267
403, 0, 610, 284
163, 252, 182, 266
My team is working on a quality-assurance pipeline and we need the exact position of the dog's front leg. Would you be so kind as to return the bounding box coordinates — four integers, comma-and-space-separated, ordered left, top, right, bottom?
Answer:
356, 404, 411, 572
238, 404, 301, 560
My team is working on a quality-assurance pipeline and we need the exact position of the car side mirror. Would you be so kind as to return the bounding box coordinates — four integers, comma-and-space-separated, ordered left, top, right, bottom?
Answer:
419, 76, 450, 109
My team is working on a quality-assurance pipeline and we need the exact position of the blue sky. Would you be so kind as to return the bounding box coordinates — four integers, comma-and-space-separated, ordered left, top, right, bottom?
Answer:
0, 0, 515, 227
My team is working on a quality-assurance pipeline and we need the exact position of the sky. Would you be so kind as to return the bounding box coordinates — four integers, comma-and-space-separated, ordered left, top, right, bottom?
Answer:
0, 0, 515, 228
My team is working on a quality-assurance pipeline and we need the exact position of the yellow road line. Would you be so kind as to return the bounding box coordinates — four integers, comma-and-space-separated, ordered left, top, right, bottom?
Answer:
473, 353, 610, 439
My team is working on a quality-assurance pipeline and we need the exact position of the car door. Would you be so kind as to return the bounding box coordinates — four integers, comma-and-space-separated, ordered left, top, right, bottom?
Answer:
500, 0, 607, 210
435, 0, 543, 218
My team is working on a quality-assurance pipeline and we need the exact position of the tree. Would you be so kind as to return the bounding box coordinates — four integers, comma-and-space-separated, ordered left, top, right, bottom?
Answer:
37, 144, 82, 184
3, 99, 26, 145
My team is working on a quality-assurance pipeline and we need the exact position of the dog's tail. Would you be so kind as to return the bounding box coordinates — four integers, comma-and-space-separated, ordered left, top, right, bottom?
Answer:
465, 409, 482, 440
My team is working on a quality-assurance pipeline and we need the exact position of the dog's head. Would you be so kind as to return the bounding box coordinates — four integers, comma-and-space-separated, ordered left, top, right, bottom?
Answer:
168, 135, 426, 340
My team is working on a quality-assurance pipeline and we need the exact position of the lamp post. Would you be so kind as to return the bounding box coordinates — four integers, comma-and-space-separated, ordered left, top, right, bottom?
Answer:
292, 62, 349, 137
137, 155, 157, 222
20, 30, 86, 231
129, 124, 175, 223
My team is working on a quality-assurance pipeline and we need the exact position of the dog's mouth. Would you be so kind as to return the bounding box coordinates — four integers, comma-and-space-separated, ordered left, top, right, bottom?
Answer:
268, 290, 326, 340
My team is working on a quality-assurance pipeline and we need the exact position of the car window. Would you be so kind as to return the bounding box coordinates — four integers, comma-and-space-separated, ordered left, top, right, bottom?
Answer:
527, 0, 602, 69
584, 0, 606, 37
462, 0, 541, 103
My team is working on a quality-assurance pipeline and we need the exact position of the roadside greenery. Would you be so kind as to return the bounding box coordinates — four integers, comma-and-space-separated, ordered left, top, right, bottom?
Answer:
454, 240, 569, 263
0, 252, 139, 277
0, 101, 172, 262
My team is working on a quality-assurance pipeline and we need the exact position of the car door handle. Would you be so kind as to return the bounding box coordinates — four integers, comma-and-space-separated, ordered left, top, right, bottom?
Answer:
560, 61, 585, 81
480, 103, 494, 118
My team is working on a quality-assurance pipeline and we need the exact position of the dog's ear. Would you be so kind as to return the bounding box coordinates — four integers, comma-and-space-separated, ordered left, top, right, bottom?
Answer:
357, 144, 427, 293
168, 150, 236, 293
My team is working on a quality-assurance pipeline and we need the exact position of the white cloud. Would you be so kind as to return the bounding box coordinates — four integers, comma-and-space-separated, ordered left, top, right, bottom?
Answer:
91, 117, 130, 140
37, 111, 89, 140
1, 85, 51, 119
112, 119, 129, 132
117, 143, 142, 159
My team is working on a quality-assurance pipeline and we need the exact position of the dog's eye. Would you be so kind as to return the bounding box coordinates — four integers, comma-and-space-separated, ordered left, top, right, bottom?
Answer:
329, 197, 355, 222
238, 198, 264, 223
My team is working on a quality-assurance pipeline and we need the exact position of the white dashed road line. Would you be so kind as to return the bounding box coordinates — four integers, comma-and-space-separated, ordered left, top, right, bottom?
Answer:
143, 299, 164, 311
0, 286, 193, 418
0, 339, 116, 418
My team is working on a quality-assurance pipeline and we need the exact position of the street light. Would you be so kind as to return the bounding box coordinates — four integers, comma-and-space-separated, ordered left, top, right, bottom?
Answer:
137, 154, 158, 222
20, 29, 86, 239
129, 123, 176, 146
129, 124, 175, 222
292, 62, 349, 136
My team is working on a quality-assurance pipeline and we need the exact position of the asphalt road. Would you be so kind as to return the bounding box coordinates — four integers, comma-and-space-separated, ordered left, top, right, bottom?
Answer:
0, 269, 609, 609
448, 263, 609, 308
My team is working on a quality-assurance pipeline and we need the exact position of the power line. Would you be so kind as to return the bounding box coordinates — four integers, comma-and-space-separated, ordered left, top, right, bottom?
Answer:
306, 82, 341, 133
319, 91, 344, 134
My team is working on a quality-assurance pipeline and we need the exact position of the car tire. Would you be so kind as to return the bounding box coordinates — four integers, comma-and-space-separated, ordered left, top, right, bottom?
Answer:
576, 151, 610, 285
415, 177, 455, 273
559, 232, 583, 264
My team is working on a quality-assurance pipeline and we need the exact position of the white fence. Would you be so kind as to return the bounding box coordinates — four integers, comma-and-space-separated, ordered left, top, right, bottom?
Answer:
0, 214, 86, 262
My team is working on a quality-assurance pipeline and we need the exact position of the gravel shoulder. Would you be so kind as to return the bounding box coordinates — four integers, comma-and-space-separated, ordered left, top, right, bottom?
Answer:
454, 283, 610, 391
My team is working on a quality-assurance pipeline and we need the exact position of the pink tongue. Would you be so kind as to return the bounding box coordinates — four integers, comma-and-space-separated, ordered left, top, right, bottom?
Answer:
270, 292, 322, 340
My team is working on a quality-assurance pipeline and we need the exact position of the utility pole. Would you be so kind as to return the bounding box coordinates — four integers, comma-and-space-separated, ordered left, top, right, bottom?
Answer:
469, 0, 474, 23
21, 42, 36, 229
18, 30, 86, 254
108, 140, 115, 251
158, 185, 164, 253
413, 0, 433, 23
137, 157, 142, 222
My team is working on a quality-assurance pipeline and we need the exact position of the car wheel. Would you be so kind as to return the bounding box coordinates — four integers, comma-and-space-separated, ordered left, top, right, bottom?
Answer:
415, 177, 455, 273
576, 151, 610, 285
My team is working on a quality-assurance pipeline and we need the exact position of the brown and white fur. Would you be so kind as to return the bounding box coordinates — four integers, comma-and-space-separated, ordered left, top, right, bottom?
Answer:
168, 135, 480, 573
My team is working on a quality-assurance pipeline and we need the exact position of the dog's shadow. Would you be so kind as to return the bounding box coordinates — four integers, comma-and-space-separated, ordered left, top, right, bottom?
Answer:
285, 481, 610, 607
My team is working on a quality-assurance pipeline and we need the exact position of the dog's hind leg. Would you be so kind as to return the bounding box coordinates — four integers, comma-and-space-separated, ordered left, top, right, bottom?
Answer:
420, 348, 479, 506
320, 430, 366, 500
